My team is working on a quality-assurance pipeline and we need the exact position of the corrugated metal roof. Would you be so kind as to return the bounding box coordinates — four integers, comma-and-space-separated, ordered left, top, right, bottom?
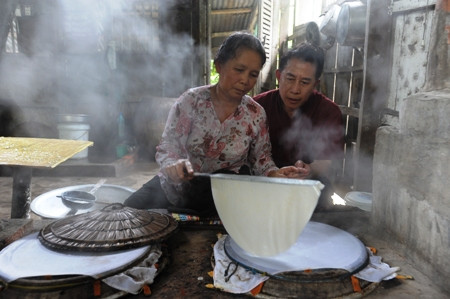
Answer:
211, 0, 256, 10
210, 0, 258, 54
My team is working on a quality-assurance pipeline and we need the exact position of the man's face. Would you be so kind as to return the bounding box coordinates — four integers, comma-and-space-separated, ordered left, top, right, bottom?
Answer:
276, 58, 318, 117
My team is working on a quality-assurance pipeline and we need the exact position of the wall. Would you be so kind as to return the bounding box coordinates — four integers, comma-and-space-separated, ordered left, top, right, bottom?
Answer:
373, 90, 450, 293
371, 0, 450, 293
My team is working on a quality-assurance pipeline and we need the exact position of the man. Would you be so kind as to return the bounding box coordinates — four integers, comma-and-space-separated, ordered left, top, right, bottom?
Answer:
254, 42, 344, 209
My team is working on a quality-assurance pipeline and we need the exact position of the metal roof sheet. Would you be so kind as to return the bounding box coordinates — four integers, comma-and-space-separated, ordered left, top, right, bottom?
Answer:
210, 0, 258, 53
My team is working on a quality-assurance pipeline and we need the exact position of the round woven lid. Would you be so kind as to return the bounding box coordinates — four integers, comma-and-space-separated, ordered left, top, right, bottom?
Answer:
38, 203, 178, 252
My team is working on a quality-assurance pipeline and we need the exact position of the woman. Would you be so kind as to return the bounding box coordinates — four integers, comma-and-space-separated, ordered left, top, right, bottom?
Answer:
124, 32, 304, 215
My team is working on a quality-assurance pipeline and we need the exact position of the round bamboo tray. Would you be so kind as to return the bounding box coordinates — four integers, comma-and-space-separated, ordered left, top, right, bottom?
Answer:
38, 203, 178, 252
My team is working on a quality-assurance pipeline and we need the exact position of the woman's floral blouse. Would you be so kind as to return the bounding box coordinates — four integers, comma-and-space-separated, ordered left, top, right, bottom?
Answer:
155, 85, 278, 205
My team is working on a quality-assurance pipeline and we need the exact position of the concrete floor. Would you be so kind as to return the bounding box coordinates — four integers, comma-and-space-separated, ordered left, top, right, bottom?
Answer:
0, 160, 447, 298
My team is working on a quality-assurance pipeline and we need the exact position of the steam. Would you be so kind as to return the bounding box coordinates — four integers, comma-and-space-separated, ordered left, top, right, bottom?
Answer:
281, 113, 344, 164
0, 1, 206, 157
0, 0, 203, 108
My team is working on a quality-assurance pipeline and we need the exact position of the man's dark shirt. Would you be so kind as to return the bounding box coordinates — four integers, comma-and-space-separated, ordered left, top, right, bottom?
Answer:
254, 89, 344, 167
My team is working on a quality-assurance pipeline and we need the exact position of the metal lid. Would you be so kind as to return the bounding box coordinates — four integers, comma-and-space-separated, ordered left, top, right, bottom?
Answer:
57, 113, 89, 123
344, 191, 372, 211
38, 203, 178, 252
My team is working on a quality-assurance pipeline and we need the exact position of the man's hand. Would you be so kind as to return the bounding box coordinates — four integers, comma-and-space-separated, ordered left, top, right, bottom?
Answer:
267, 165, 299, 178
294, 160, 311, 179
266, 161, 311, 179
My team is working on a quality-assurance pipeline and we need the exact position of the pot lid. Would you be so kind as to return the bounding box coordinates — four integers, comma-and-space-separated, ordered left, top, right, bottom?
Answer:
38, 203, 178, 252
31, 184, 135, 219
344, 191, 372, 211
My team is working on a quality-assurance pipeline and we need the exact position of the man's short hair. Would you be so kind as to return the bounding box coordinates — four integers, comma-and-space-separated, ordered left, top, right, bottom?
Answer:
279, 43, 325, 79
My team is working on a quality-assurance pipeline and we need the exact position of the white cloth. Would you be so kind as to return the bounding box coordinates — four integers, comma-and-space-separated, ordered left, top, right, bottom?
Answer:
354, 248, 399, 282
102, 246, 162, 294
213, 235, 269, 294
0, 232, 152, 283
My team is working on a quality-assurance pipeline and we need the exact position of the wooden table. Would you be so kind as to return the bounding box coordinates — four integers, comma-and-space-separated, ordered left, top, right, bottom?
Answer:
0, 137, 93, 218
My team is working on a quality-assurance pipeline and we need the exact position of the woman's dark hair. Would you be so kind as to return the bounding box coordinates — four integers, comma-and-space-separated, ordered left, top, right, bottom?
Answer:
214, 32, 266, 67
279, 42, 325, 79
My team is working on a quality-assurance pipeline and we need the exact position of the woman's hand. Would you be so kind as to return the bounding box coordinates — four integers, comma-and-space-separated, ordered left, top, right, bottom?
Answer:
162, 159, 194, 183
267, 160, 311, 179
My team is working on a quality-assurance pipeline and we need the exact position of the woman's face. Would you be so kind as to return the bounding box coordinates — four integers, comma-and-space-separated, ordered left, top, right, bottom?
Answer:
215, 48, 263, 100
